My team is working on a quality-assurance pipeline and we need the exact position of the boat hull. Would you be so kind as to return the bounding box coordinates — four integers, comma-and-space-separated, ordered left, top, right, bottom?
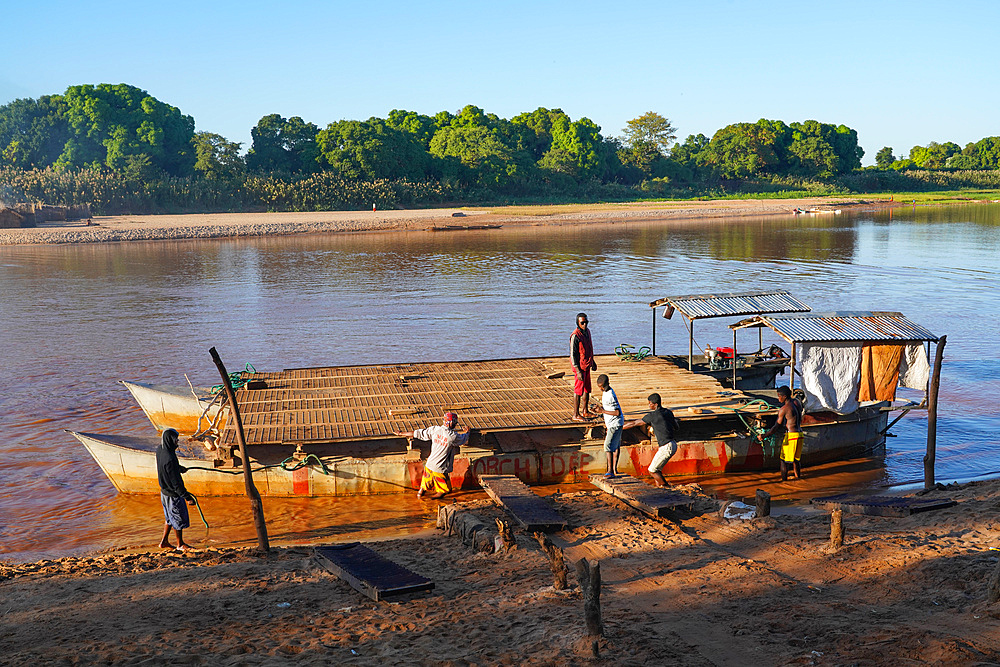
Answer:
121, 380, 223, 435
73, 407, 887, 497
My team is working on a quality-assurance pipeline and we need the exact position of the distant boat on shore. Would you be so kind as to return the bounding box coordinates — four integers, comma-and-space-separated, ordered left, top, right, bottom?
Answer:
793, 207, 841, 215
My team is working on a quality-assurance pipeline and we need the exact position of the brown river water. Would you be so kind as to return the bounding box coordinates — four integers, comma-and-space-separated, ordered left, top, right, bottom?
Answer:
2, 204, 999, 562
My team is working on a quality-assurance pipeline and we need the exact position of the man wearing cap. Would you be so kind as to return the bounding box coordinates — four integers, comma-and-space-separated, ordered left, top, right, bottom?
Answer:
570, 312, 598, 421
395, 412, 470, 499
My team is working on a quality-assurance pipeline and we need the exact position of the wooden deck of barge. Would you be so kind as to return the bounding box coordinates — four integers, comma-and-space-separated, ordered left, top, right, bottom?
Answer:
219, 354, 756, 448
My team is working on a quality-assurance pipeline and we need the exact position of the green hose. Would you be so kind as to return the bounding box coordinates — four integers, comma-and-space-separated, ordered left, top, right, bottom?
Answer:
189, 494, 210, 539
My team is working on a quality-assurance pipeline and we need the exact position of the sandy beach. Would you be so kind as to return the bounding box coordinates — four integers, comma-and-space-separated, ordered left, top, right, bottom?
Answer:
0, 197, 884, 245
2, 478, 999, 665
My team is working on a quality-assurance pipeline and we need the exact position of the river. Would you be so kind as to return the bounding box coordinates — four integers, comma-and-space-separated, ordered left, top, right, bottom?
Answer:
1, 204, 998, 562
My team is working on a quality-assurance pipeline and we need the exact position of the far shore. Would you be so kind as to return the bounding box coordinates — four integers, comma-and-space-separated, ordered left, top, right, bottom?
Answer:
0, 196, 896, 246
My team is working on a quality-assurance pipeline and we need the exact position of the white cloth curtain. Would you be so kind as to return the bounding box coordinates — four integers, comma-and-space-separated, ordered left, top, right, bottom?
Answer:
898, 342, 931, 390
797, 343, 862, 414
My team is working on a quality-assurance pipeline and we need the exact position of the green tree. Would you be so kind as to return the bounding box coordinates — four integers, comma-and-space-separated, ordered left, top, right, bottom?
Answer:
317, 118, 428, 180
699, 122, 781, 178
59, 83, 195, 175
875, 147, 895, 169
511, 107, 570, 160
246, 114, 319, 173
0, 95, 71, 168
617, 112, 677, 176
539, 116, 605, 180
192, 132, 244, 179
429, 123, 518, 186
386, 109, 438, 149
909, 141, 961, 169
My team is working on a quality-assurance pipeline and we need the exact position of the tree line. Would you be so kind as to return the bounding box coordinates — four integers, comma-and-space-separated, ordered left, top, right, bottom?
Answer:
1, 83, 998, 214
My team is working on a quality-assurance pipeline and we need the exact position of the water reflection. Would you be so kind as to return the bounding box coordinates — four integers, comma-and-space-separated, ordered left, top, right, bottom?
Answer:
1, 205, 999, 561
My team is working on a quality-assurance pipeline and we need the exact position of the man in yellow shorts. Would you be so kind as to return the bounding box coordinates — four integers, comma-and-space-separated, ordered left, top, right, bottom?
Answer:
396, 412, 470, 499
759, 386, 804, 481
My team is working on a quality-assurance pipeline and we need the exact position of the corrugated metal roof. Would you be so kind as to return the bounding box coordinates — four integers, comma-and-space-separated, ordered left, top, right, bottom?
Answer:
649, 290, 811, 320
730, 311, 939, 343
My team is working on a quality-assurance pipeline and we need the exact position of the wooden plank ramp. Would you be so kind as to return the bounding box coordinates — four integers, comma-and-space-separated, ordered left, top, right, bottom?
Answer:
478, 475, 567, 532
810, 493, 957, 517
589, 474, 695, 518
314, 544, 434, 601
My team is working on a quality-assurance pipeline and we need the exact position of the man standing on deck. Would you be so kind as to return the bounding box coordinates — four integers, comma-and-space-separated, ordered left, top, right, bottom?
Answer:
625, 393, 680, 487
571, 312, 598, 421
593, 374, 624, 478
395, 412, 469, 500
759, 385, 803, 481
157, 428, 197, 552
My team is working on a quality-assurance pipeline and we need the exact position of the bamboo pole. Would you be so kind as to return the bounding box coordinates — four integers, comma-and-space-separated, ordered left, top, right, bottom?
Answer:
924, 335, 947, 490
210, 347, 269, 554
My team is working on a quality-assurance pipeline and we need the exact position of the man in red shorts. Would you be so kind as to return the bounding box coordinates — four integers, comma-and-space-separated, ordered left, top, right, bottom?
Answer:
570, 312, 598, 421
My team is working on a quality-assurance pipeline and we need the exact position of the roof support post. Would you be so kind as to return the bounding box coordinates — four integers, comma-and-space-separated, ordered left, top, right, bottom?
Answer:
732, 328, 737, 388
688, 319, 694, 371
790, 342, 796, 391
651, 306, 656, 356
924, 335, 947, 490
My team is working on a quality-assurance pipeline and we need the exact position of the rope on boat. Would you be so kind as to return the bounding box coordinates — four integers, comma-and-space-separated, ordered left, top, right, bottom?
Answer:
210, 362, 257, 395
615, 343, 651, 362
717, 399, 781, 456
184, 454, 332, 477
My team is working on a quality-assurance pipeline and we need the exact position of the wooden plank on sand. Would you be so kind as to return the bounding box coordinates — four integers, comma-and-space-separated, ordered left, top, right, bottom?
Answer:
810, 493, 957, 517
589, 474, 694, 518
478, 475, 567, 532
314, 544, 434, 601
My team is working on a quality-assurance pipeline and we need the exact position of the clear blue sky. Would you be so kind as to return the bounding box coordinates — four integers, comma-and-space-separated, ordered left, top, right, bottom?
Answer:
3, 0, 997, 164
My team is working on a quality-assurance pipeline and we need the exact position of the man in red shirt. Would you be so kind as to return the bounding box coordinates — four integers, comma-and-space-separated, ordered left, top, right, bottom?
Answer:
570, 312, 598, 421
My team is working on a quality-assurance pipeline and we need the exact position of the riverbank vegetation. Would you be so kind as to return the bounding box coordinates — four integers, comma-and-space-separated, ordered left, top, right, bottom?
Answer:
2, 83, 1000, 214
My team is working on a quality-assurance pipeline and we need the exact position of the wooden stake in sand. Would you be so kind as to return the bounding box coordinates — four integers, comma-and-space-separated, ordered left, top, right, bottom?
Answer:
924, 335, 947, 490
534, 532, 568, 590
830, 509, 844, 550
210, 347, 269, 554
755, 489, 771, 518
987, 559, 1000, 604
575, 558, 604, 637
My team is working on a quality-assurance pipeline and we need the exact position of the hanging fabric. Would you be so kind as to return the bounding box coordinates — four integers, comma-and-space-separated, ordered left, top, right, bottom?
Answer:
859, 344, 904, 402
797, 343, 862, 414
898, 343, 931, 390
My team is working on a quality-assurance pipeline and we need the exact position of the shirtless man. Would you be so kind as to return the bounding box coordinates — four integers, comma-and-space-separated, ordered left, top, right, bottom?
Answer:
759, 385, 803, 481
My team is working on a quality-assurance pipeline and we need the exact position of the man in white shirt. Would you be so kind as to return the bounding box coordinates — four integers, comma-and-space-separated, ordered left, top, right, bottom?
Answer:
395, 412, 470, 499
593, 374, 624, 478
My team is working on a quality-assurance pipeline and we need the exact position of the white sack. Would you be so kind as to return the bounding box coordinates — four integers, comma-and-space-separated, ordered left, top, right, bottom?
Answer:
797, 343, 862, 414
898, 343, 931, 390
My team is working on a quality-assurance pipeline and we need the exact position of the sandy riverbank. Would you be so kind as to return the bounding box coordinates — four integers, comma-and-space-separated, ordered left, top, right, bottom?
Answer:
0, 197, 887, 246
3, 478, 999, 665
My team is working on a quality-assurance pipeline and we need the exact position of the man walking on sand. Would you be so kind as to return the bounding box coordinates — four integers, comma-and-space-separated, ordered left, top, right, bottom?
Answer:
759, 385, 804, 481
396, 412, 469, 499
593, 374, 624, 478
570, 312, 598, 421
157, 428, 197, 552
625, 393, 680, 487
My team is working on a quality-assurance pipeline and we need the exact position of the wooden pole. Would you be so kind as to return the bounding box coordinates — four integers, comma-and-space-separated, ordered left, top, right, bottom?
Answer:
688, 319, 694, 371
651, 306, 656, 356
575, 558, 603, 637
210, 347, 269, 554
755, 489, 771, 518
790, 342, 796, 391
830, 509, 844, 549
732, 328, 737, 388
924, 335, 947, 489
